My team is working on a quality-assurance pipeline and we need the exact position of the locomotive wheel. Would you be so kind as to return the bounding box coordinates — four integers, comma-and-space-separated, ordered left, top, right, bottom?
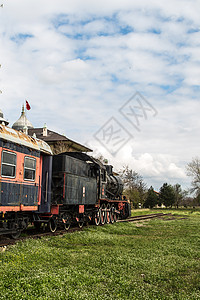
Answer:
100, 204, 106, 225
106, 204, 111, 224
64, 222, 70, 231
62, 215, 71, 231
114, 211, 119, 222
48, 218, 57, 233
78, 221, 84, 229
110, 205, 115, 224
94, 208, 101, 226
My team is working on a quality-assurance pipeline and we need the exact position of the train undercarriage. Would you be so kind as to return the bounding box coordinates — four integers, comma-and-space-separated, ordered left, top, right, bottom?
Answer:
0, 199, 131, 238
34, 199, 130, 233
0, 212, 30, 238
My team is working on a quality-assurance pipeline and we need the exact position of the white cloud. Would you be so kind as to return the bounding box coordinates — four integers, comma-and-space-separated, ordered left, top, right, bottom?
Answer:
40, 59, 89, 84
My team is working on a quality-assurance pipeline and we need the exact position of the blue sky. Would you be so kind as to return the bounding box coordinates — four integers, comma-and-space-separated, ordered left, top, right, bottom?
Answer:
0, 0, 200, 191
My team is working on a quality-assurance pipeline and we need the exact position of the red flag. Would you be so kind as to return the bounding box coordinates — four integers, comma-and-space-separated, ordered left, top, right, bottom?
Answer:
26, 100, 31, 110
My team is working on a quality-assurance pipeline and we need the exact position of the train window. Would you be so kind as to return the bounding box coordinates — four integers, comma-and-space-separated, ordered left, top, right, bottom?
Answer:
24, 157, 36, 181
1, 151, 16, 178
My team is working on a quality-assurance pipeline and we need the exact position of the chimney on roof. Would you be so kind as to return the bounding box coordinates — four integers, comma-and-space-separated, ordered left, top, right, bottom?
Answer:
43, 123, 47, 137
0, 109, 9, 125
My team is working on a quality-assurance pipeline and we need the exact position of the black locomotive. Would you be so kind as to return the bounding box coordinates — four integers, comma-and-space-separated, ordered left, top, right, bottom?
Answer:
48, 152, 131, 231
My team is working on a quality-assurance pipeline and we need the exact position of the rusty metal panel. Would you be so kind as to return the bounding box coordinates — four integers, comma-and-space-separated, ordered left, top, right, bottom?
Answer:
52, 154, 97, 205
0, 125, 52, 155
64, 174, 97, 205
0, 181, 19, 205
0, 181, 38, 206
35, 138, 53, 155
22, 184, 38, 206
53, 154, 90, 177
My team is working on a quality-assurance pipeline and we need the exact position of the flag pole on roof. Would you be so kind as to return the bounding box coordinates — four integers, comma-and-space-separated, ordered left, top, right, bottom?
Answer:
24, 100, 31, 131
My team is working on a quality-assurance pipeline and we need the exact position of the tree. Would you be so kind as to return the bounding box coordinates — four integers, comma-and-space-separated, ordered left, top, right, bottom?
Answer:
120, 166, 147, 208
186, 157, 200, 196
159, 183, 175, 208
196, 193, 200, 205
144, 186, 158, 208
181, 196, 194, 208
123, 189, 141, 209
173, 184, 184, 208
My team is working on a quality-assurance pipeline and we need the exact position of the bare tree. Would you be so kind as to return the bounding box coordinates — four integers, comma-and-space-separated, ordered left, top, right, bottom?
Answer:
186, 157, 200, 196
173, 184, 184, 208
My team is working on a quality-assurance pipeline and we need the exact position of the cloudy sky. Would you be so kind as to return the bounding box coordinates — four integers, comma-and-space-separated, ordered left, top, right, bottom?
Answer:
0, 0, 200, 191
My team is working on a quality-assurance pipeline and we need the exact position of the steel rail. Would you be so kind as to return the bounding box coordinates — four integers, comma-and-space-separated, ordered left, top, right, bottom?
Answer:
117, 213, 171, 222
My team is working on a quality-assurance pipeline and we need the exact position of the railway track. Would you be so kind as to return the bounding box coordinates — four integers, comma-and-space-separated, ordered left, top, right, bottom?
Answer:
0, 213, 170, 248
0, 226, 83, 248
118, 212, 171, 222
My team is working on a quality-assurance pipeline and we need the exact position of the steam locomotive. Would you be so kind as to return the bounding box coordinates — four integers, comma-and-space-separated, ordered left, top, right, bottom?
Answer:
0, 124, 131, 238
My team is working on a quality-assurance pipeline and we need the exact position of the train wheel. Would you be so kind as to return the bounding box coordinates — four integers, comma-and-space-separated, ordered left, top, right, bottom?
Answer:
64, 221, 70, 231
78, 222, 84, 229
114, 211, 119, 222
9, 220, 21, 239
48, 218, 57, 233
10, 230, 21, 239
110, 205, 115, 224
100, 204, 106, 225
106, 204, 111, 224
62, 214, 71, 231
21, 218, 29, 230
94, 208, 101, 226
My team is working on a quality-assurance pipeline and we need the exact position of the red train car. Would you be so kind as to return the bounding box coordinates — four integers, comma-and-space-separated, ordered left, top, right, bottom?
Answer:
0, 124, 52, 238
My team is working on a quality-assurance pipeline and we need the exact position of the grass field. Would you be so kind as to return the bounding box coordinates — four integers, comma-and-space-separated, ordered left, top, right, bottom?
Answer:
0, 209, 200, 299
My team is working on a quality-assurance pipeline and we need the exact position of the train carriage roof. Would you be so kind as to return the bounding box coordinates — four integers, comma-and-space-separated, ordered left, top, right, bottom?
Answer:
0, 125, 52, 155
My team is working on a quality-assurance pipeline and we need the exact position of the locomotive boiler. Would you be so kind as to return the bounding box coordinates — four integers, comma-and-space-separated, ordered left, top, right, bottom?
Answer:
105, 165, 123, 199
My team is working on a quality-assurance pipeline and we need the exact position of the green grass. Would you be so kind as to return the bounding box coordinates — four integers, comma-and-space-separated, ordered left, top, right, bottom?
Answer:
0, 209, 200, 299
131, 207, 200, 216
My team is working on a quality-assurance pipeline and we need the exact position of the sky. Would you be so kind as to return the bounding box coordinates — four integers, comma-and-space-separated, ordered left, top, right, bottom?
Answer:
0, 0, 200, 191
